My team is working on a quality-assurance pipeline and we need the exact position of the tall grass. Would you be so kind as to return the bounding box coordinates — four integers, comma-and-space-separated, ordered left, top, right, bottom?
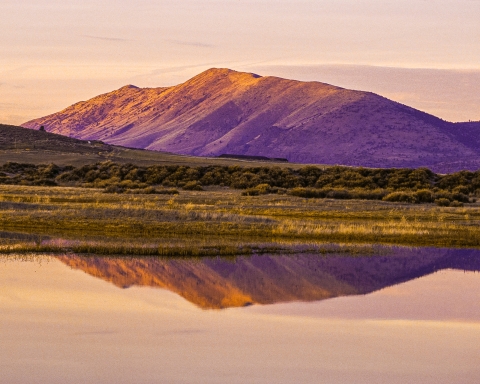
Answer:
0, 184, 479, 255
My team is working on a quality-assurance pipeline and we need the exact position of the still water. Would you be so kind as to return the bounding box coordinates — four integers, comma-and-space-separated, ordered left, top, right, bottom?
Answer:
1, 248, 479, 384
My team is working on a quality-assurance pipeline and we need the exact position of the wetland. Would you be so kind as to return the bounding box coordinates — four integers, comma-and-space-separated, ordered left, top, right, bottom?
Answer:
1, 177, 479, 383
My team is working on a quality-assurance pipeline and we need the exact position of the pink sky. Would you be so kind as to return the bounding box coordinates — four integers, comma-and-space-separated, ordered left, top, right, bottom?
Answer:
1, 0, 479, 124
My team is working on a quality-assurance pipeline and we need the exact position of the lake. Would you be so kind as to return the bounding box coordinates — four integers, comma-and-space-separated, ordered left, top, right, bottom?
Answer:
1, 247, 479, 384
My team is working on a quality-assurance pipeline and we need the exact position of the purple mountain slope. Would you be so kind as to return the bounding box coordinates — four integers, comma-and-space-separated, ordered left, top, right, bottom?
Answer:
23, 68, 480, 172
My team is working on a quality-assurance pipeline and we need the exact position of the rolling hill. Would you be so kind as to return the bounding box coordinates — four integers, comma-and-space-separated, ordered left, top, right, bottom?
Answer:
0, 123, 298, 167
23, 68, 480, 172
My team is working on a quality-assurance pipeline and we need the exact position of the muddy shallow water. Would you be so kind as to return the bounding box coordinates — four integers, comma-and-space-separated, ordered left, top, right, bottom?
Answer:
1, 247, 479, 384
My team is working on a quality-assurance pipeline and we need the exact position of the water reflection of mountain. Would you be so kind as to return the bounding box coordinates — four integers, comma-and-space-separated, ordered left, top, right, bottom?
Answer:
58, 248, 480, 309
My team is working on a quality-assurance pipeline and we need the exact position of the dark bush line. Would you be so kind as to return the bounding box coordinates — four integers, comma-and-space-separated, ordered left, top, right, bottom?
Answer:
288, 187, 388, 200
287, 188, 471, 206
0, 161, 479, 204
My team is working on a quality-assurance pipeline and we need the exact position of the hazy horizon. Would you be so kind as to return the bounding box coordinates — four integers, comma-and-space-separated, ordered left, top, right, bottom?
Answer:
1, 0, 479, 124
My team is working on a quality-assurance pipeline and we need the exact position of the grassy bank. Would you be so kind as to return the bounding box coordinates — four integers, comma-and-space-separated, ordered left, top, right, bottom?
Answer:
0, 184, 479, 256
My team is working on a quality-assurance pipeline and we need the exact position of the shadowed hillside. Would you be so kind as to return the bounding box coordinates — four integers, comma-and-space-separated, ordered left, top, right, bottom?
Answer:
58, 248, 480, 309
0, 123, 110, 153
0, 124, 299, 168
23, 68, 480, 172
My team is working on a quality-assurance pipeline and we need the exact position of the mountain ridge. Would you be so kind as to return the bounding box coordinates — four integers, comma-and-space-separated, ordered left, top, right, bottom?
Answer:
23, 68, 480, 172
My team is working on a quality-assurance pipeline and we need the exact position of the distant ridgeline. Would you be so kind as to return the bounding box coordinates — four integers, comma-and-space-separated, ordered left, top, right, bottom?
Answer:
1, 161, 479, 206
218, 154, 288, 162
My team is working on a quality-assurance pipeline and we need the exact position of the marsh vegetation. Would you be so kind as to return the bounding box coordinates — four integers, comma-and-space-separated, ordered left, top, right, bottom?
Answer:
0, 183, 479, 256
1, 161, 479, 206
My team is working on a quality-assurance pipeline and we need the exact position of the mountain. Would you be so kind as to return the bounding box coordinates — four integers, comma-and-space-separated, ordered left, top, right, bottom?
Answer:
23, 68, 480, 172
57, 248, 480, 309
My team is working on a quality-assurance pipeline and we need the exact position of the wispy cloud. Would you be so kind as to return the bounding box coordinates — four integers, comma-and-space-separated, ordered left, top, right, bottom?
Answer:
0, 82, 25, 89
0, 66, 34, 77
146, 63, 220, 76
166, 39, 214, 48
83, 35, 127, 42
131, 63, 223, 81
161, 329, 206, 335
73, 330, 118, 336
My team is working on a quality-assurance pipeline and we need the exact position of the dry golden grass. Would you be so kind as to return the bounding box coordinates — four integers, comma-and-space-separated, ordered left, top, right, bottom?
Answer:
0, 184, 479, 255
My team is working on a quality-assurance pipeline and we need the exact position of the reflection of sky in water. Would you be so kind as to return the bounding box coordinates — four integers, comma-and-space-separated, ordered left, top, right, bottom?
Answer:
0, 251, 479, 384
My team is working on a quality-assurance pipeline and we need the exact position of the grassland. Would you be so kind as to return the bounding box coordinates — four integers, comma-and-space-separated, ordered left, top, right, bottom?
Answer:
0, 184, 479, 257
1, 124, 479, 256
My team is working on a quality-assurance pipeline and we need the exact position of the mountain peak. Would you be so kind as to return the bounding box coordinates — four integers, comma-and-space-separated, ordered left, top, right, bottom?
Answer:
21, 69, 480, 172
190, 68, 262, 85
197, 67, 261, 78
118, 84, 140, 91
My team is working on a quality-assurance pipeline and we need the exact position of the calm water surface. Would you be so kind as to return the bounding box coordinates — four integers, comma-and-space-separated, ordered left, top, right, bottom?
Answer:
1, 247, 479, 384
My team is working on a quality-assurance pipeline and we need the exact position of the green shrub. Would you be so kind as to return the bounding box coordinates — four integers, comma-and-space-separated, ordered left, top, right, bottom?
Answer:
242, 183, 280, 196
452, 192, 469, 203
32, 178, 57, 187
435, 198, 450, 207
119, 179, 141, 189
288, 188, 327, 198
254, 184, 271, 194
289, 187, 386, 201
350, 189, 388, 200
104, 184, 125, 194
326, 189, 352, 199
162, 180, 176, 187
383, 192, 417, 203
414, 189, 435, 203
142, 186, 156, 194
242, 188, 260, 196
434, 191, 453, 201
156, 189, 179, 195
182, 181, 203, 191
453, 186, 470, 195
94, 176, 120, 188
1, 160, 479, 204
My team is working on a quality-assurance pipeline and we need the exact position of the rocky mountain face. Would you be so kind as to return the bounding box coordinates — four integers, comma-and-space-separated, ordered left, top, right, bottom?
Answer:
57, 248, 480, 309
23, 68, 480, 172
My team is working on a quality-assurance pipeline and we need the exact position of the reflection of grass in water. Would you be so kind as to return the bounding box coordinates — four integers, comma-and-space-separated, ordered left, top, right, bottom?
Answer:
0, 236, 377, 257
0, 254, 57, 264
0, 184, 479, 255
